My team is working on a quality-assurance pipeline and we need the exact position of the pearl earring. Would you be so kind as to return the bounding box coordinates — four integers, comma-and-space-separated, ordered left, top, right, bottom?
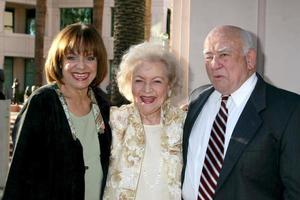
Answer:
167, 90, 172, 98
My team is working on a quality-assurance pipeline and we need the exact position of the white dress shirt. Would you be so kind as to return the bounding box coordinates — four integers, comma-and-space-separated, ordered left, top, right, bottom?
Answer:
182, 74, 257, 200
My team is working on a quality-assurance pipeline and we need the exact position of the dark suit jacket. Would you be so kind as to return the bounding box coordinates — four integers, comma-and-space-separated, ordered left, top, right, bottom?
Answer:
2, 84, 112, 200
182, 74, 300, 200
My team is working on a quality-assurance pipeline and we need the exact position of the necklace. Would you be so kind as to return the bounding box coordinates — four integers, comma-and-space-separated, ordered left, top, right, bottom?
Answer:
141, 157, 164, 190
140, 124, 165, 190
53, 83, 105, 140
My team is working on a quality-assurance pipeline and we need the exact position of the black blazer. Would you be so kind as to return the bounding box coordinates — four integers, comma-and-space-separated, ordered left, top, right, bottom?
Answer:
182, 74, 300, 200
2, 84, 112, 200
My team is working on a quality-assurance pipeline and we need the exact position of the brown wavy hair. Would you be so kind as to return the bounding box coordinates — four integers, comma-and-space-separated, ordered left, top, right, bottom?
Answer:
45, 23, 108, 87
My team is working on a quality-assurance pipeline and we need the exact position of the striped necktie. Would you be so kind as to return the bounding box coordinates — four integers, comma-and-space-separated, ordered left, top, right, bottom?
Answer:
198, 95, 230, 200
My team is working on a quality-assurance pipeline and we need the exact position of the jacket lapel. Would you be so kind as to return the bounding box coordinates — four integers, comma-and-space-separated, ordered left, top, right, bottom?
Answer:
216, 74, 267, 191
182, 88, 214, 177
184, 87, 214, 138
183, 88, 214, 156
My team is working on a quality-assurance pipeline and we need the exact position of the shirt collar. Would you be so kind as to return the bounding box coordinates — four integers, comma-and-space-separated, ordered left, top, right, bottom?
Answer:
230, 73, 257, 107
211, 73, 258, 107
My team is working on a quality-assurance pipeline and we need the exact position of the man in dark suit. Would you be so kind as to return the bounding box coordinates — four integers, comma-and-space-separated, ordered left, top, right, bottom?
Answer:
182, 25, 300, 200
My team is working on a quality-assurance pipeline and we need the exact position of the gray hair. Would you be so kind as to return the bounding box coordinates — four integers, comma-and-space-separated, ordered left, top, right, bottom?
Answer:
240, 28, 256, 55
117, 42, 183, 102
205, 25, 257, 55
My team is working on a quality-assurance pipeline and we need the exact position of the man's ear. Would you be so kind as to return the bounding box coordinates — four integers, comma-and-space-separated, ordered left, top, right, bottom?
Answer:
246, 49, 257, 70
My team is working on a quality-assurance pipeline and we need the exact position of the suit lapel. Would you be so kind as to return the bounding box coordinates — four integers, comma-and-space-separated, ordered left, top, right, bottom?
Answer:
182, 88, 214, 179
184, 88, 214, 136
216, 75, 267, 191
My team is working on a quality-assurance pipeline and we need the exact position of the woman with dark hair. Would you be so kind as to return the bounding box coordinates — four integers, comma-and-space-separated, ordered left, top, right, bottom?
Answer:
2, 23, 111, 200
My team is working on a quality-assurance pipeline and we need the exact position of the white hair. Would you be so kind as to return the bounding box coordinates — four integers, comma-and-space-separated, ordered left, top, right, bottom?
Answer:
117, 41, 183, 102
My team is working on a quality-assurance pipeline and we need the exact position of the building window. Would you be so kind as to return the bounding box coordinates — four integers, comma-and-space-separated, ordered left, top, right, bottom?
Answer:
4, 57, 13, 98
24, 58, 35, 88
26, 9, 36, 35
4, 8, 14, 33
111, 7, 115, 37
60, 8, 93, 29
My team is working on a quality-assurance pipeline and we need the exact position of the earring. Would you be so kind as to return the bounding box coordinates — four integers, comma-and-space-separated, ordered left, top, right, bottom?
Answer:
167, 90, 172, 98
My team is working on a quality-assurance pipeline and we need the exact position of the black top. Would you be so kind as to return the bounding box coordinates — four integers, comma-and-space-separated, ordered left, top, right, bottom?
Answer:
3, 84, 112, 200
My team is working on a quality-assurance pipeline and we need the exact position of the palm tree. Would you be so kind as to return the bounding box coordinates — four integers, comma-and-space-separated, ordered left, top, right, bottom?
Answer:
34, 0, 47, 86
145, 0, 152, 41
110, 0, 145, 106
93, 0, 104, 34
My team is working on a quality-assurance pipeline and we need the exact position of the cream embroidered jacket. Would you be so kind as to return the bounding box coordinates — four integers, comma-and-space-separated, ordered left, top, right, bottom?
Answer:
103, 102, 186, 200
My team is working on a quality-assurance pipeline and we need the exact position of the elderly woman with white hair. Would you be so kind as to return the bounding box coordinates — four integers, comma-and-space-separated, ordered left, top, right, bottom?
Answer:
103, 42, 186, 200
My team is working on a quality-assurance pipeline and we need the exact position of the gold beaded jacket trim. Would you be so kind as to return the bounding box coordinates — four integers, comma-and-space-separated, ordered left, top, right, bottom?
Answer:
103, 101, 186, 200
53, 83, 105, 141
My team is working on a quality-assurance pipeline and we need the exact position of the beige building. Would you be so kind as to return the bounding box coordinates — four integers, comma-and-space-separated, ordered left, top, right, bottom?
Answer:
0, 0, 115, 99
1, 0, 299, 103
0, 0, 176, 101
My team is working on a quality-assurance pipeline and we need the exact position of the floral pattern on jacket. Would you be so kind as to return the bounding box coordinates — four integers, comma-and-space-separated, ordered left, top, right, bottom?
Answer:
103, 101, 186, 200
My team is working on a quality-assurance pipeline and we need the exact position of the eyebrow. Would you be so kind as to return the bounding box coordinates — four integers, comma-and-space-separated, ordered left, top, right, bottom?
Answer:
133, 75, 166, 80
203, 47, 232, 55
65, 51, 94, 56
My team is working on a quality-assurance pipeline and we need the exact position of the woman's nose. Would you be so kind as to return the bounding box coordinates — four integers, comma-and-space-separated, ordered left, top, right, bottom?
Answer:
144, 83, 152, 92
76, 56, 88, 68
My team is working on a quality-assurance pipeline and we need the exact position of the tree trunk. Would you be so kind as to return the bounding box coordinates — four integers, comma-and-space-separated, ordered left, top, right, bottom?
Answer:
145, 0, 152, 41
110, 0, 145, 106
93, 0, 104, 34
34, 0, 47, 86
